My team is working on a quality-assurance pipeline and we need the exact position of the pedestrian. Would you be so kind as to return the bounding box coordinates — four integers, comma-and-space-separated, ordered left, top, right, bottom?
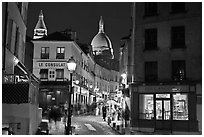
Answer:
102, 105, 107, 121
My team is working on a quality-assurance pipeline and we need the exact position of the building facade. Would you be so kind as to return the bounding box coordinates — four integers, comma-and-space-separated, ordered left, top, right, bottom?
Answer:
2, 2, 40, 135
128, 2, 202, 133
32, 14, 120, 117
32, 30, 92, 114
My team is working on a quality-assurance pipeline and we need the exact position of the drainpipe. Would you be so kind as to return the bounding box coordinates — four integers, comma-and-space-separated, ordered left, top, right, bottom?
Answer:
3, 2, 8, 71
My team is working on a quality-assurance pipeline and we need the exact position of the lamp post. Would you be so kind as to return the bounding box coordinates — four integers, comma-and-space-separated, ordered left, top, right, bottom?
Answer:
66, 56, 76, 135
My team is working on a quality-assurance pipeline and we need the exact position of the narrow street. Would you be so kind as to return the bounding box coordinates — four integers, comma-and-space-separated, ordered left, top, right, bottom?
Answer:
49, 115, 119, 135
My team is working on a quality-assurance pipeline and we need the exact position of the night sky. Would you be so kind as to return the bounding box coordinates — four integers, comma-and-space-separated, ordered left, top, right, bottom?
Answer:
26, 2, 132, 59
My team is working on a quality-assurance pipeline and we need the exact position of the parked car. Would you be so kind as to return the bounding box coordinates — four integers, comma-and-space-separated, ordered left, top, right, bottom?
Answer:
37, 119, 49, 135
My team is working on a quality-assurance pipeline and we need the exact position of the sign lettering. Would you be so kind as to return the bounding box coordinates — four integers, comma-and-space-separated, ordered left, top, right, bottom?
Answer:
37, 62, 66, 68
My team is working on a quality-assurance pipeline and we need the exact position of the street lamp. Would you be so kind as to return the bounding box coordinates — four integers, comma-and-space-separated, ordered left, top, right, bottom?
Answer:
66, 56, 76, 135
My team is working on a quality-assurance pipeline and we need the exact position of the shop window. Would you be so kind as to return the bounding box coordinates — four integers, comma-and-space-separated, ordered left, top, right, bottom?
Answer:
145, 61, 158, 82
145, 28, 157, 50
144, 2, 158, 17
171, 26, 185, 49
41, 47, 49, 59
40, 69, 48, 79
172, 60, 186, 81
56, 69, 64, 79
173, 93, 188, 120
56, 47, 65, 59
171, 2, 186, 14
139, 94, 154, 120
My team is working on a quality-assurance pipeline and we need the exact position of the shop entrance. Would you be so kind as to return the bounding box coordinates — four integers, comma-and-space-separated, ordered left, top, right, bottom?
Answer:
155, 94, 171, 131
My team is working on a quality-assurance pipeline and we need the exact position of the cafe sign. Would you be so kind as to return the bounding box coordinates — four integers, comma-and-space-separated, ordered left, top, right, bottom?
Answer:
38, 62, 66, 68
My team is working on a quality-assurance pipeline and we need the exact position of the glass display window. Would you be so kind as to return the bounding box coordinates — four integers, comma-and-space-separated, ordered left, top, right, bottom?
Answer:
139, 94, 154, 120
173, 93, 188, 120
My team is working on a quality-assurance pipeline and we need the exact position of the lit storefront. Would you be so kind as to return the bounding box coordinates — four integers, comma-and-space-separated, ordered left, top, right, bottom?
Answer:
130, 84, 198, 132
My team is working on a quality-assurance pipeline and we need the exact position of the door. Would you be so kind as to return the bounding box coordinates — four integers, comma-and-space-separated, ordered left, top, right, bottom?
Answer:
155, 97, 171, 130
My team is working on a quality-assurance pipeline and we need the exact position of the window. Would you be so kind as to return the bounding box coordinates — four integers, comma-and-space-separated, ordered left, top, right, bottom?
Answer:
139, 94, 154, 119
56, 69, 64, 79
49, 70, 55, 79
145, 61, 158, 82
171, 26, 185, 48
173, 93, 188, 120
144, 2, 158, 17
41, 47, 49, 59
40, 69, 48, 79
171, 2, 186, 14
172, 60, 186, 81
145, 28, 157, 50
56, 47, 65, 59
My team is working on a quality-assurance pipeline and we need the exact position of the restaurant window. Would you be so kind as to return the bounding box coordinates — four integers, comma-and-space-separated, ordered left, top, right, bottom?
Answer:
172, 60, 186, 81
49, 70, 55, 79
145, 61, 158, 82
144, 2, 158, 17
56, 69, 64, 79
173, 93, 188, 120
139, 94, 154, 119
171, 26, 185, 48
40, 69, 48, 79
41, 47, 49, 59
56, 47, 65, 59
145, 28, 157, 50
171, 2, 186, 14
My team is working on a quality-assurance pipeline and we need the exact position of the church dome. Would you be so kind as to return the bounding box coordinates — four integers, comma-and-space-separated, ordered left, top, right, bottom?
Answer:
91, 16, 114, 59
91, 33, 112, 51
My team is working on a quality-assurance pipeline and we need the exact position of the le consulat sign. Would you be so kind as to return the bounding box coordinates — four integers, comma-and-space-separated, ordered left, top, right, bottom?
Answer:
38, 62, 66, 68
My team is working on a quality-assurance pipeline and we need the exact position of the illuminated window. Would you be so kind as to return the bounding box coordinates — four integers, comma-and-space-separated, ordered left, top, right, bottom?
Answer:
172, 60, 186, 81
173, 93, 188, 120
56, 69, 64, 78
56, 47, 65, 59
41, 47, 49, 59
139, 94, 154, 119
40, 69, 48, 79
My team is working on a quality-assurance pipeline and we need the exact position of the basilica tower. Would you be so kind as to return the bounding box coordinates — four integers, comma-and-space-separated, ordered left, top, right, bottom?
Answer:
33, 10, 47, 39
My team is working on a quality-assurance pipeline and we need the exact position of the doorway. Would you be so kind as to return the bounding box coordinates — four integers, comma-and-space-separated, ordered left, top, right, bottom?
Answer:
155, 94, 171, 130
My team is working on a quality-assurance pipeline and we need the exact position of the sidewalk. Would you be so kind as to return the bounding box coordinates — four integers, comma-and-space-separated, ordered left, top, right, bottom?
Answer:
109, 122, 201, 135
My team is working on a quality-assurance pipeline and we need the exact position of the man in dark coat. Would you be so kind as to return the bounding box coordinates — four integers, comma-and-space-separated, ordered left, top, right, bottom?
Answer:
102, 105, 107, 121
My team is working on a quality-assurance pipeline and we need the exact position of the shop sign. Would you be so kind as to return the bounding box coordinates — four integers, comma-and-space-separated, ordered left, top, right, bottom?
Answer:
3, 74, 29, 84
139, 85, 189, 93
38, 62, 66, 68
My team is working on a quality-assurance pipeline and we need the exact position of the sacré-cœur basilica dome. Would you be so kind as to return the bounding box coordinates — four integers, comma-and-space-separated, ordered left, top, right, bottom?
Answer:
91, 16, 114, 59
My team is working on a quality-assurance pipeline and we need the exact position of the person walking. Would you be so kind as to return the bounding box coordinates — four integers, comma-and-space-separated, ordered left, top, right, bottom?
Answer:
102, 105, 107, 121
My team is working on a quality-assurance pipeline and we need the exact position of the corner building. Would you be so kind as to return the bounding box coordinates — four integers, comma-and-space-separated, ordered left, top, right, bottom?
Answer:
2, 2, 40, 135
129, 2, 202, 133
